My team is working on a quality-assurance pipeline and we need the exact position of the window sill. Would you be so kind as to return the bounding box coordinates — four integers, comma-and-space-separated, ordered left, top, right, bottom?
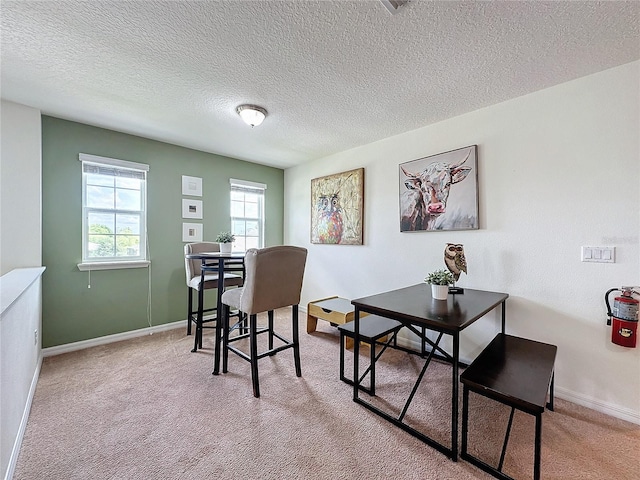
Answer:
77, 261, 150, 271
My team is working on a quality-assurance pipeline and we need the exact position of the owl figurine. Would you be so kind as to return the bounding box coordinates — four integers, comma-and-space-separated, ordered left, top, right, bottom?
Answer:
444, 243, 467, 283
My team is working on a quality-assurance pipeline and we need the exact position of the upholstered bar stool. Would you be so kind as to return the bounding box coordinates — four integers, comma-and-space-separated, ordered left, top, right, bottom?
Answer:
221, 245, 308, 398
184, 242, 244, 353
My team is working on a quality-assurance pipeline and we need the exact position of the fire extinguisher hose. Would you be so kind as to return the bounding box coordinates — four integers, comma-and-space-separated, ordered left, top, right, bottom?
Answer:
605, 288, 620, 326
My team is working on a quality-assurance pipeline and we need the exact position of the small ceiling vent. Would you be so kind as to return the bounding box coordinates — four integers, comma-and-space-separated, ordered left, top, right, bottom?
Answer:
379, 0, 409, 15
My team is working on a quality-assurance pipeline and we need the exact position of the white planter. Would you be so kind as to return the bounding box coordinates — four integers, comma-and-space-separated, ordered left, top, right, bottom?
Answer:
431, 284, 449, 301
219, 242, 232, 254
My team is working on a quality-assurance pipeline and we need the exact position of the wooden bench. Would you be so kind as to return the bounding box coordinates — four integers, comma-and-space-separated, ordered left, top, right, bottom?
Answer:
460, 333, 557, 480
337, 315, 403, 395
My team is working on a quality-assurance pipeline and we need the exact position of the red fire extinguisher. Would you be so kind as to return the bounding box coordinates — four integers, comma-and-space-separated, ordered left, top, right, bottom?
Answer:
605, 287, 639, 348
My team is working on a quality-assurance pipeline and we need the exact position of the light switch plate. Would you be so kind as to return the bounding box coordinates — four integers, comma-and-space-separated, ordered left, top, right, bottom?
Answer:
582, 246, 615, 263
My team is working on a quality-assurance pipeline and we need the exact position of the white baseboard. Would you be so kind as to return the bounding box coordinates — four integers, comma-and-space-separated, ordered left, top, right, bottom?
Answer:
554, 387, 640, 425
5, 354, 42, 480
42, 320, 187, 357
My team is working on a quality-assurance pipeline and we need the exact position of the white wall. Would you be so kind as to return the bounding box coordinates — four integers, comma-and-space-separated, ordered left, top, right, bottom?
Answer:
0, 100, 43, 480
1, 268, 44, 480
1, 100, 42, 275
285, 61, 640, 423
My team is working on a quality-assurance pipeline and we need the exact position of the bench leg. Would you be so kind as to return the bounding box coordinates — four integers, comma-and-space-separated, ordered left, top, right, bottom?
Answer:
369, 338, 376, 396
461, 385, 469, 456
338, 332, 369, 393
338, 333, 374, 395
339, 332, 346, 383
461, 391, 546, 480
498, 407, 516, 472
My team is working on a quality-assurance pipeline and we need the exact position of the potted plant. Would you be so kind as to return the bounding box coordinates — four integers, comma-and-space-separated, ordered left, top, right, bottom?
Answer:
215, 231, 235, 253
424, 269, 454, 300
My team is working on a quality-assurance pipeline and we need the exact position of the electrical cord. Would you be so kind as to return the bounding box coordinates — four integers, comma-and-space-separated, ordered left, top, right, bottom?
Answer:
146, 230, 152, 329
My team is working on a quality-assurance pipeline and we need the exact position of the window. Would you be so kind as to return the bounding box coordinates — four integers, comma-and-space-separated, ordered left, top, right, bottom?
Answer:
230, 178, 266, 251
79, 153, 149, 269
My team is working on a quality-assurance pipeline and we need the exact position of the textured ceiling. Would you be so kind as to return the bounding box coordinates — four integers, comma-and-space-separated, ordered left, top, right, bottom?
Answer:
2, 1, 639, 169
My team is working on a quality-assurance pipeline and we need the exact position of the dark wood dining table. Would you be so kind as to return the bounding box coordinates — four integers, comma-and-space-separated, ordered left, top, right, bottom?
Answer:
351, 283, 509, 461
184, 251, 245, 374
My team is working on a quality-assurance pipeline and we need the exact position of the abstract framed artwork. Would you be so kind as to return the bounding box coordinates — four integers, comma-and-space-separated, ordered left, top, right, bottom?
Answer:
182, 199, 203, 219
181, 175, 202, 197
182, 222, 203, 242
311, 168, 364, 245
399, 145, 478, 232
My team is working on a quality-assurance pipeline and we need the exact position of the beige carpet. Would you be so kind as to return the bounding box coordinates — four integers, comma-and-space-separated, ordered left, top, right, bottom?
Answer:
15, 308, 640, 479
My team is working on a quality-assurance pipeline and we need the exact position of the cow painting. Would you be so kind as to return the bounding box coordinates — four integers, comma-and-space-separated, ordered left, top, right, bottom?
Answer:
399, 146, 478, 232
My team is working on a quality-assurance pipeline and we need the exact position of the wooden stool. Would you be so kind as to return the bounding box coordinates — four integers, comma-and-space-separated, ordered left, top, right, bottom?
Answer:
460, 333, 557, 480
338, 315, 402, 395
307, 297, 370, 349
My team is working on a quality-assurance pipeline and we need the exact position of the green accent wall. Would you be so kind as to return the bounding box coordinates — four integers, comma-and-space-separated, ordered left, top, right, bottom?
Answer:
41, 116, 284, 348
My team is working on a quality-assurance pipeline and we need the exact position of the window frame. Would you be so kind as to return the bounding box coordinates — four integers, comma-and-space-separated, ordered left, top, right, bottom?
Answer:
78, 153, 150, 271
229, 178, 266, 252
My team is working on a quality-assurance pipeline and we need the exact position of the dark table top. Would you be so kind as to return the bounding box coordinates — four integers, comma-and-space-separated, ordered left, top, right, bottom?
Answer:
352, 283, 508, 333
185, 252, 245, 260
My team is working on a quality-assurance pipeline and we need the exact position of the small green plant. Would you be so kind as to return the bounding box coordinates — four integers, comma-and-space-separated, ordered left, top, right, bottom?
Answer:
424, 269, 454, 286
215, 231, 235, 243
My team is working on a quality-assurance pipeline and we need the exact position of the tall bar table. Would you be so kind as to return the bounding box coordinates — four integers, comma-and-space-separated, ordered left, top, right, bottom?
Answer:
184, 251, 245, 374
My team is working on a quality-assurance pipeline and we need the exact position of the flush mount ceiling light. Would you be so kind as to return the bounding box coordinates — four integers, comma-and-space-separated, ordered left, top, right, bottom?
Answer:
380, 0, 409, 14
236, 104, 267, 127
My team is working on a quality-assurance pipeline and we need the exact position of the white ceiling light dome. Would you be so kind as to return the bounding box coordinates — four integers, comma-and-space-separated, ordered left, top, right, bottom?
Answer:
236, 104, 267, 127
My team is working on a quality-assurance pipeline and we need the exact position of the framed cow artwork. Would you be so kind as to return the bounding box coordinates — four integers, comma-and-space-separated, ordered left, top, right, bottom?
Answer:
311, 168, 364, 245
399, 145, 478, 232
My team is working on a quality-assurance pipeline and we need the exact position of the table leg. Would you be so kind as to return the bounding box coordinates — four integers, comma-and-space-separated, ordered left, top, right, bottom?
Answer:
353, 307, 360, 401
548, 371, 555, 411
213, 258, 224, 375
451, 332, 459, 461
213, 312, 222, 375
222, 303, 229, 374
534, 413, 542, 480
